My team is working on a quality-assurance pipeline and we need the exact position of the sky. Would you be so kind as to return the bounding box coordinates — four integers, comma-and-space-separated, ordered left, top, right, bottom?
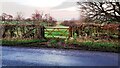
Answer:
0, 0, 80, 21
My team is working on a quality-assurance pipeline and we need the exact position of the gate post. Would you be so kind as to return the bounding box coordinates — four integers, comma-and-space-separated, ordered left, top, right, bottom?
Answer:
38, 25, 45, 39
41, 26, 45, 38
69, 26, 73, 38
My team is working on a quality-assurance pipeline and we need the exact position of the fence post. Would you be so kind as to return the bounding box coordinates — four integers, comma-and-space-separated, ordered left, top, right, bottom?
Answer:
41, 26, 45, 38
0, 25, 5, 39
69, 26, 72, 38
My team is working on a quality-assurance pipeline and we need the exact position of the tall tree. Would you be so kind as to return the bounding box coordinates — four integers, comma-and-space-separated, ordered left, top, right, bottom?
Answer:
77, 2, 120, 23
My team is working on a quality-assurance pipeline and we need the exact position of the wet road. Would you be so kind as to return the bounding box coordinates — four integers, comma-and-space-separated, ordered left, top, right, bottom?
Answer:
1, 46, 119, 66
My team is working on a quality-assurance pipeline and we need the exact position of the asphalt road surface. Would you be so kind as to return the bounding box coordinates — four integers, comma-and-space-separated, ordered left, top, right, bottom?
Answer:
0, 46, 119, 66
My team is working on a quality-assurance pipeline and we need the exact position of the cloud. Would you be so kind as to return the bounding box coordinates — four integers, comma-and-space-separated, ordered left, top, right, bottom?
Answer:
52, 0, 79, 9
0, 0, 66, 7
1, 2, 49, 17
50, 10, 79, 21
52, 2, 76, 9
0, 0, 23, 3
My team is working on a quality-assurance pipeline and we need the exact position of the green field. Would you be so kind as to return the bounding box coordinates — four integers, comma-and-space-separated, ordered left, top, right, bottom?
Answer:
45, 25, 70, 38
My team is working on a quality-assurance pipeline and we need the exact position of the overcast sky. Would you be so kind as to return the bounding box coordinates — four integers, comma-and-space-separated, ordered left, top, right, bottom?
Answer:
0, 0, 80, 21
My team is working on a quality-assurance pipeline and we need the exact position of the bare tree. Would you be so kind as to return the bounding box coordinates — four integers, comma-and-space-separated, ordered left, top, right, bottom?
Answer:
15, 12, 24, 21
6, 15, 13, 21
0, 13, 13, 22
32, 10, 43, 21
44, 13, 57, 26
77, 2, 120, 23
0, 13, 8, 21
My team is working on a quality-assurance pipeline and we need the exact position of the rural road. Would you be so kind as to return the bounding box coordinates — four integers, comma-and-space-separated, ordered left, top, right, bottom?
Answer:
0, 46, 119, 66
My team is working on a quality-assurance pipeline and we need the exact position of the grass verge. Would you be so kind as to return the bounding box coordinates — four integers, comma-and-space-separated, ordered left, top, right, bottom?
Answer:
0, 39, 119, 53
0, 39, 47, 46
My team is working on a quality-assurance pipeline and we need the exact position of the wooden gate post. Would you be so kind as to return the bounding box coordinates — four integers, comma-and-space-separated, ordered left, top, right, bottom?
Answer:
41, 26, 45, 38
69, 26, 73, 38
